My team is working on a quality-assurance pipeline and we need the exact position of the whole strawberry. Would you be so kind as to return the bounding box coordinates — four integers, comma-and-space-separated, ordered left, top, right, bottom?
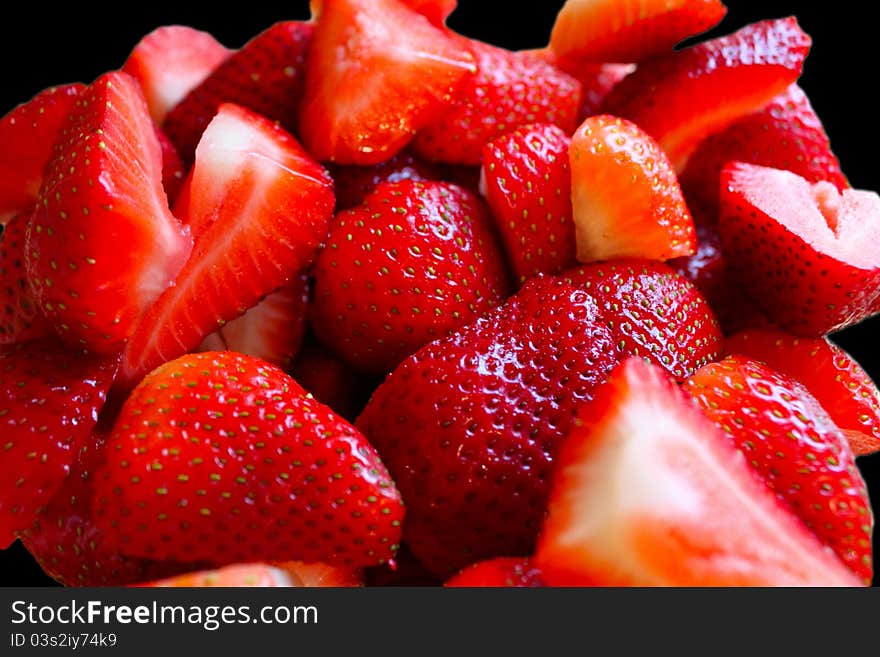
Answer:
311, 179, 510, 374
93, 352, 404, 568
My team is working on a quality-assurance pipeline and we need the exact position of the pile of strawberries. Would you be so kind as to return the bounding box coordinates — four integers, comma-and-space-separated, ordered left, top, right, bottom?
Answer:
1, 0, 877, 587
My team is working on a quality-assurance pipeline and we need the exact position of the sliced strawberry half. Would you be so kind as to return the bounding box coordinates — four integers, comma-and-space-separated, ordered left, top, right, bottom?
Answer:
685, 356, 874, 583
119, 104, 334, 389
445, 558, 544, 587
121, 25, 232, 125
681, 85, 848, 216
603, 17, 812, 170
163, 21, 313, 166
299, 0, 476, 164
726, 327, 880, 456
313, 0, 457, 25
27, 72, 192, 354
549, 0, 727, 64
140, 561, 361, 587
569, 115, 695, 262
534, 357, 862, 586
480, 123, 576, 284
0, 83, 83, 223
718, 162, 880, 336
412, 39, 581, 166
1, 211, 50, 345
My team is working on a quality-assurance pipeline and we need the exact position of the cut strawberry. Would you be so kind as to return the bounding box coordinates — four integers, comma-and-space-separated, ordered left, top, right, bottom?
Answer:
549, 0, 727, 64
27, 72, 192, 354
119, 104, 334, 389
121, 25, 232, 125
163, 21, 312, 165
681, 85, 848, 216
200, 272, 310, 369
299, 0, 476, 164
0, 340, 115, 547
726, 327, 880, 456
685, 356, 873, 582
140, 561, 361, 587
549, 55, 634, 121
445, 558, 544, 587
718, 162, 880, 335
480, 123, 576, 284
94, 352, 404, 568
603, 17, 812, 170
275, 561, 363, 587
155, 126, 186, 206
412, 39, 581, 165
569, 115, 695, 262
535, 357, 862, 586
0, 83, 83, 223
330, 151, 437, 211
311, 0, 457, 25
1, 211, 50, 345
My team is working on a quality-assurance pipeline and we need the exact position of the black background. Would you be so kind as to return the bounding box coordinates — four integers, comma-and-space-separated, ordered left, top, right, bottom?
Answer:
1, 1, 878, 586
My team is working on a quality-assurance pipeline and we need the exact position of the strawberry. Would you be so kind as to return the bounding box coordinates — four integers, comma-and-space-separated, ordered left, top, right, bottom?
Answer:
563, 259, 723, 381
163, 21, 312, 165
119, 103, 334, 389
603, 17, 812, 170
445, 558, 543, 587
357, 274, 621, 575
1, 211, 50, 345
534, 357, 862, 586
569, 115, 696, 262
121, 25, 232, 125
300, 0, 476, 164
556, 59, 634, 122
26, 72, 192, 354
329, 151, 437, 211
94, 352, 404, 568
0, 340, 115, 547
0, 83, 83, 223
412, 39, 581, 166
725, 327, 880, 457
549, 0, 727, 64
155, 126, 186, 206
200, 273, 310, 369
479, 123, 576, 284
681, 85, 848, 216
140, 561, 362, 587
684, 356, 873, 583
310, 179, 509, 374
717, 162, 880, 336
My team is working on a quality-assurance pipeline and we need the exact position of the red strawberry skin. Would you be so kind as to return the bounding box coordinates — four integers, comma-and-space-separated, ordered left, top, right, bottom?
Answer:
0, 83, 84, 223
155, 126, 186, 206
603, 17, 812, 169
0, 340, 115, 547
681, 85, 848, 216
480, 123, 576, 284
685, 356, 874, 583
163, 21, 312, 165
329, 151, 437, 211
311, 180, 510, 374
94, 352, 404, 568
26, 72, 192, 354
726, 328, 880, 457
1, 211, 50, 345
445, 557, 543, 587
413, 40, 581, 166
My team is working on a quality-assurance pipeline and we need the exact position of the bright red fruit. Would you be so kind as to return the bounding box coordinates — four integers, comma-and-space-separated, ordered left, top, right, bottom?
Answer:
311, 0, 457, 26
603, 17, 812, 170
94, 352, 404, 568
141, 561, 362, 587
300, 0, 476, 164
119, 103, 334, 389
26, 72, 192, 354
0, 83, 83, 223
330, 151, 437, 211
445, 558, 544, 587
413, 40, 581, 166
480, 123, 576, 284
155, 126, 186, 205
725, 328, 880, 457
549, 0, 727, 64
122, 25, 232, 124
163, 21, 312, 165
685, 356, 873, 583
1, 212, 50, 345
552, 57, 634, 121
569, 115, 696, 262
534, 357, 862, 586
0, 341, 115, 547
718, 162, 880, 335
681, 85, 848, 216
311, 180, 509, 374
